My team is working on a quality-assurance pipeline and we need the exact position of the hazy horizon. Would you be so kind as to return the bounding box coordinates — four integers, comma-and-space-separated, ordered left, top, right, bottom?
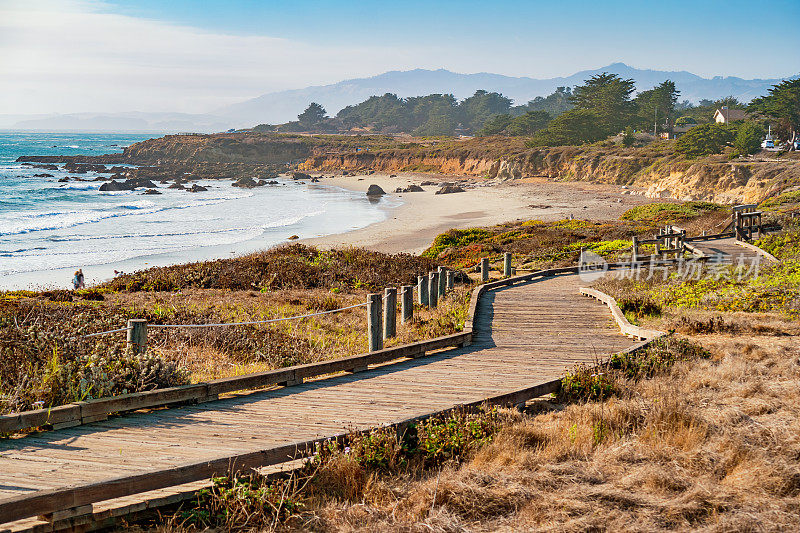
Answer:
2, 0, 799, 117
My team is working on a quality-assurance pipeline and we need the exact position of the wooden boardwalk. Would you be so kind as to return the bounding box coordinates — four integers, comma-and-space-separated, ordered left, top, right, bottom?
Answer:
0, 273, 634, 524
688, 237, 764, 264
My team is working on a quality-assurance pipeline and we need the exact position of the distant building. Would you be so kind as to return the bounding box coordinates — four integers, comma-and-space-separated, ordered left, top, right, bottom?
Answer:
659, 123, 696, 140
714, 107, 747, 123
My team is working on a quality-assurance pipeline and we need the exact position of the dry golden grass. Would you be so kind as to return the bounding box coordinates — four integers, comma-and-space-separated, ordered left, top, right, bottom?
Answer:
107, 286, 471, 382
282, 332, 800, 532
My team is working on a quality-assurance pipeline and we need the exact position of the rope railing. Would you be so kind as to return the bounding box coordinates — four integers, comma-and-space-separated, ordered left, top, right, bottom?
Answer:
69, 267, 462, 355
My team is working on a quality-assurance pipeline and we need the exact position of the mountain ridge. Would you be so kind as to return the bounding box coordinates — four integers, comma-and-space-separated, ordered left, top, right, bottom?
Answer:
10, 63, 796, 133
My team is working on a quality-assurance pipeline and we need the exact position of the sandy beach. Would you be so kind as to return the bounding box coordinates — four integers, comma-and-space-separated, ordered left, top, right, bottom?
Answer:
303, 173, 651, 254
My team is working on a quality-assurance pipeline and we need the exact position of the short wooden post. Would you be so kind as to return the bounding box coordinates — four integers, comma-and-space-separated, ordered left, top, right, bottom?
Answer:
503, 252, 512, 277
401, 285, 413, 324
127, 319, 147, 354
428, 271, 439, 308
437, 266, 447, 297
579, 247, 585, 265
383, 287, 397, 339
417, 275, 428, 306
734, 211, 742, 240
481, 257, 489, 282
367, 293, 382, 351
446, 270, 455, 290
631, 236, 638, 262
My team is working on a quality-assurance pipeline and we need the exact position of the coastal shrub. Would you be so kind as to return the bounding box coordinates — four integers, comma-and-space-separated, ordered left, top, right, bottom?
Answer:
760, 190, 800, 214
424, 218, 660, 270
609, 337, 709, 380
596, 259, 800, 317
178, 473, 304, 529
755, 226, 800, 259
620, 201, 723, 224
733, 122, 766, 156
104, 245, 439, 293
675, 123, 735, 156
423, 228, 493, 259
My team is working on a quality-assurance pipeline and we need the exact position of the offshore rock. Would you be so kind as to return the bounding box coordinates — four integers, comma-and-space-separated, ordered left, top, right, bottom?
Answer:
232, 177, 260, 188
99, 180, 135, 191
366, 184, 386, 196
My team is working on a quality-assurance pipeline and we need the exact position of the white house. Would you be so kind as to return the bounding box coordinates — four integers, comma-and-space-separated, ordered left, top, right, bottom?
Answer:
714, 107, 747, 123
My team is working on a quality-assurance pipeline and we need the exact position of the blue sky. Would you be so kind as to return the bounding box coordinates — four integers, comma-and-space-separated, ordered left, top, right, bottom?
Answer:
1, 0, 798, 115
104, 0, 800, 73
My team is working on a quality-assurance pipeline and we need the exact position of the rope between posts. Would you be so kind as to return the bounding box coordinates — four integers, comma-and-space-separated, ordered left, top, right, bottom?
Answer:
147, 301, 368, 329
67, 302, 368, 340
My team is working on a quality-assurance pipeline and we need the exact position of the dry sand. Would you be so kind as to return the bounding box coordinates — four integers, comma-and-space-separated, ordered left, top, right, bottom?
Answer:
303, 173, 651, 254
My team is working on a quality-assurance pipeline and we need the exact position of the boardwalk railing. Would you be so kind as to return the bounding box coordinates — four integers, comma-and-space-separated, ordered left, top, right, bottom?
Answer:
579, 288, 665, 341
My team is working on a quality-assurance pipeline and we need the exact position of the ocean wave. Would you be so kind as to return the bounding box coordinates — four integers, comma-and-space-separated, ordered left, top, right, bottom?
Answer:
262, 208, 325, 229
0, 192, 254, 236
46, 226, 253, 242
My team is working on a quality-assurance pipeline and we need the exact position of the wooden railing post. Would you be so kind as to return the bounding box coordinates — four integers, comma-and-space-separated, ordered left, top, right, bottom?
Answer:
401, 285, 413, 324
428, 271, 439, 308
383, 288, 397, 339
437, 266, 447, 297
446, 270, 454, 290
417, 275, 428, 306
503, 252, 512, 277
481, 257, 489, 282
631, 236, 638, 262
127, 319, 147, 354
367, 293, 383, 351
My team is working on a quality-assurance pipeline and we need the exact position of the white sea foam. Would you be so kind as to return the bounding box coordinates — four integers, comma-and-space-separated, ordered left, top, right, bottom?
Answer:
0, 133, 391, 279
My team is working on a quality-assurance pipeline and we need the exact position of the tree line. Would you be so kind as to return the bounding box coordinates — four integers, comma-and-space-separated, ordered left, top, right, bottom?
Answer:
254, 75, 799, 151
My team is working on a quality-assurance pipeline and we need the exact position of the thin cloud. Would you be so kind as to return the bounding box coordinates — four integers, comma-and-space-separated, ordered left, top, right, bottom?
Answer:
0, 0, 418, 114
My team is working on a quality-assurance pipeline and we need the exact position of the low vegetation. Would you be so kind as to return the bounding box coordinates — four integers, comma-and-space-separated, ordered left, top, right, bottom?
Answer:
424, 200, 731, 272
595, 227, 800, 319
104, 244, 437, 293
162, 325, 800, 531
0, 246, 470, 416
620, 201, 725, 225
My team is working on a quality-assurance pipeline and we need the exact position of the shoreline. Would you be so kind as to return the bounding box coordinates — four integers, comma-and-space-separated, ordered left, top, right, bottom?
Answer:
302, 173, 651, 255
1, 172, 650, 290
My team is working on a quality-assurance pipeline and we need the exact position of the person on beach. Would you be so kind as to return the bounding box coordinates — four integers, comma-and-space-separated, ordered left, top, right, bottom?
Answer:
72, 269, 85, 290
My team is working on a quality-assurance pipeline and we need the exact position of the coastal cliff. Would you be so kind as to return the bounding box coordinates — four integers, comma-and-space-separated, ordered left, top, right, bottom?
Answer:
301, 142, 800, 204
20, 132, 800, 204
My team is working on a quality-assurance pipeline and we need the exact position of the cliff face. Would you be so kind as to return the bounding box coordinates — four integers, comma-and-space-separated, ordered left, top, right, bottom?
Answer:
26, 131, 796, 205
302, 147, 800, 204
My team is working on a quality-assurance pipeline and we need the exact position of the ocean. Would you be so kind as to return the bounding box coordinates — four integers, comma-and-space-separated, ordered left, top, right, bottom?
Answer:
0, 132, 395, 289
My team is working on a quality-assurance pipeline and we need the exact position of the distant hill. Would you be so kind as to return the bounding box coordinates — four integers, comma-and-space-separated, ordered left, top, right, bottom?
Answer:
219, 63, 793, 126
10, 63, 794, 132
